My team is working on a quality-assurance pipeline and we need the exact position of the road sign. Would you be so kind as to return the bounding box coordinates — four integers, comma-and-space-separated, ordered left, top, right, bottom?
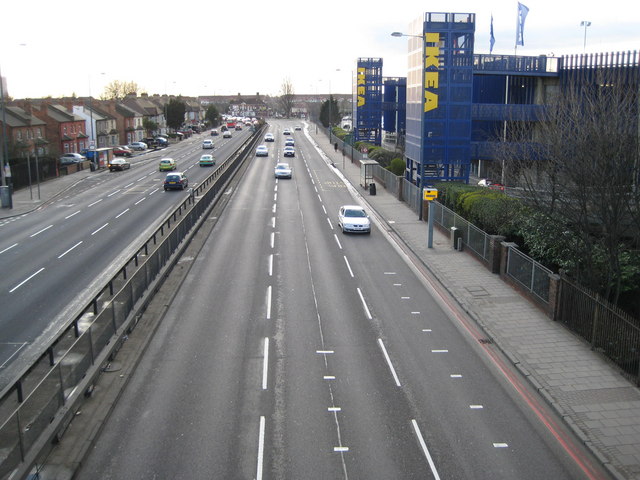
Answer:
423, 188, 438, 201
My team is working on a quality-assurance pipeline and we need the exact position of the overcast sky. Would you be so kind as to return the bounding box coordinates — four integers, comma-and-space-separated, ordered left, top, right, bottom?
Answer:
1, 0, 638, 100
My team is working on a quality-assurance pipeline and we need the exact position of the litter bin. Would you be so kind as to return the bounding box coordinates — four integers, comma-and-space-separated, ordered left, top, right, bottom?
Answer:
450, 227, 462, 250
369, 183, 376, 195
0, 185, 11, 208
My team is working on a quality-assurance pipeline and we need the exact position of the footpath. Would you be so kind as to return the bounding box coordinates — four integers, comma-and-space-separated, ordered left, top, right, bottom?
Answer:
2, 126, 640, 479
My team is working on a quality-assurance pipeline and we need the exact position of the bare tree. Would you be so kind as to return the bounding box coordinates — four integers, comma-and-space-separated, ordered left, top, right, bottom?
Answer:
497, 80, 640, 303
279, 78, 295, 118
100, 80, 141, 100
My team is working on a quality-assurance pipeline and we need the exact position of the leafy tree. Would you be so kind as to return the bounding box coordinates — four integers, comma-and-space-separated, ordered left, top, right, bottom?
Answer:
496, 79, 640, 304
166, 97, 187, 132
320, 96, 340, 128
143, 118, 158, 136
387, 158, 405, 176
279, 78, 295, 118
205, 105, 220, 127
100, 80, 140, 100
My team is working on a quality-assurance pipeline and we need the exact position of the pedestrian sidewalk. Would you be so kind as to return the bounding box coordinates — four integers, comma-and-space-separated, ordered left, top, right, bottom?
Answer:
307, 125, 640, 480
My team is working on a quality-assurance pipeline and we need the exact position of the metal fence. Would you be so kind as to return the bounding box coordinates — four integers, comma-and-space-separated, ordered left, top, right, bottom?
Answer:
371, 165, 400, 196
0, 129, 263, 480
505, 245, 554, 304
556, 277, 640, 384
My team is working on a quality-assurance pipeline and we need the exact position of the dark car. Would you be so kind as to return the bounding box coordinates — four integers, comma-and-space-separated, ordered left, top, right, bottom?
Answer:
108, 158, 131, 171
113, 146, 133, 157
164, 172, 188, 190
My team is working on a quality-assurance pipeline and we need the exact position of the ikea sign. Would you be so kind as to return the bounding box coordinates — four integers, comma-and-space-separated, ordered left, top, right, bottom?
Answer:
424, 32, 440, 112
357, 67, 366, 107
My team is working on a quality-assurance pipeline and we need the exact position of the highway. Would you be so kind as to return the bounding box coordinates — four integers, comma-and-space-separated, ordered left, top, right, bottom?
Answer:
0, 128, 251, 373
75, 120, 602, 479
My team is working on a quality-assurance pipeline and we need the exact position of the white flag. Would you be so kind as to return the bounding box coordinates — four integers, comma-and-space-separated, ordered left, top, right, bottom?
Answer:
516, 2, 529, 46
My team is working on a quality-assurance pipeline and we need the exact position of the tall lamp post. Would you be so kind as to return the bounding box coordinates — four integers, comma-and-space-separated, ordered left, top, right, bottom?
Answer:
580, 21, 591, 52
391, 31, 425, 219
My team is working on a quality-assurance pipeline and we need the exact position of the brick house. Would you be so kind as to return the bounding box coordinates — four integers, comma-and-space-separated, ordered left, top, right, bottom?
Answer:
1, 106, 49, 157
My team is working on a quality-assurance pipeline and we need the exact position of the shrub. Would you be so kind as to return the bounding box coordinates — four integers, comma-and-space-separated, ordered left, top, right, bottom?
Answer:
387, 158, 405, 176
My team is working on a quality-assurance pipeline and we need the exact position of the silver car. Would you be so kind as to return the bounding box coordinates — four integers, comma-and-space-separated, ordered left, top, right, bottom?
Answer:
337, 205, 371, 234
274, 162, 292, 179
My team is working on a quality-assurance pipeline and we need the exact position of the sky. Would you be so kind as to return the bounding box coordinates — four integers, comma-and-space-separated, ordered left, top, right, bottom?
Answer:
1, 0, 639, 100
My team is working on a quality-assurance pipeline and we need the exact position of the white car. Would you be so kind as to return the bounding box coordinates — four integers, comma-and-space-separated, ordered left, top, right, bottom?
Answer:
223, 130, 232, 138
283, 146, 295, 157
202, 139, 214, 149
264, 133, 275, 142
59, 153, 86, 164
337, 205, 371, 234
128, 142, 148, 151
256, 145, 269, 157
274, 162, 292, 179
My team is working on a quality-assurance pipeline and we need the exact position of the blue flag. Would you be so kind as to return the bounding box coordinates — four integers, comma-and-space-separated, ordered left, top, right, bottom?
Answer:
490, 15, 495, 53
516, 2, 529, 46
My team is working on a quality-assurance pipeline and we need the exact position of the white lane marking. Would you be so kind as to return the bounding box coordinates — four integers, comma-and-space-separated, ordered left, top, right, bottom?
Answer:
272, 204, 276, 213
123, 183, 134, 188
432, 349, 449, 353
149, 188, 160, 195
30, 225, 53, 237
262, 338, 269, 390
422, 329, 432, 332
0, 243, 18, 255
115, 208, 130, 218
91, 223, 109, 235
384, 272, 397, 275
65, 210, 81, 219
58, 241, 83, 258
328, 407, 341, 412
88, 199, 103, 207
266, 286, 272, 320
470, 405, 484, 409
378, 338, 401, 387
268, 254, 273, 276
322, 205, 327, 214
493, 443, 509, 448
327, 217, 333, 229
317, 194, 322, 202
334, 446, 349, 452
357, 288, 372, 320
10, 267, 45, 293
401, 296, 410, 300
412, 419, 441, 480
324, 375, 336, 380
334, 234, 342, 249
411, 312, 421, 315
256, 416, 265, 480
108, 189, 122, 197
393, 283, 402, 286
274, 193, 277, 201
136, 175, 146, 182
270, 232, 275, 249
343, 256, 354, 277
271, 217, 275, 228
135, 197, 146, 205
316, 350, 334, 354
451, 374, 463, 378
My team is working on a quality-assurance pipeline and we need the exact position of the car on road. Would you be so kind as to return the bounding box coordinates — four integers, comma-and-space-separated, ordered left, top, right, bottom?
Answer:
199, 154, 215, 167
283, 146, 295, 157
113, 146, 133, 157
256, 145, 269, 157
128, 142, 148, 151
223, 130, 232, 138
274, 162, 292, 179
211, 129, 219, 136
108, 158, 131, 171
59, 153, 86, 164
164, 172, 188, 190
337, 205, 371, 234
202, 139, 214, 149
294, 125, 302, 131
264, 133, 275, 142
283, 128, 291, 135
285, 138, 295, 147
159, 158, 177, 171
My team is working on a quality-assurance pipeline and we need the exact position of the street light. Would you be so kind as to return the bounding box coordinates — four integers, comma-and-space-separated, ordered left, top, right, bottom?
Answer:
580, 21, 591, 52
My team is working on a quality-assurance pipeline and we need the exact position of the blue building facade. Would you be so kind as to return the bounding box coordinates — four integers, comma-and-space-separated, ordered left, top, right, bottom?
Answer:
354, 58, 383, 145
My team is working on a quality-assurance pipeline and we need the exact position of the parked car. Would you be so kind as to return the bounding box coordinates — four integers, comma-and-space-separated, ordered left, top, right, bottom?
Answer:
199, 154, 216, 167
113, 146, 133, 157
256, 145, 269, 157
128, 142, 148, 151
264, 133, 275, 142
274, 162, 292, 179
283, 146, 295, 157
223, 130, 232, 138
159, 158, 177, 171
164, 172, 188, 190
337, 205, 371, 234
108, 158, 131, 171
202, 139, 214, 149
59, 153, 86, 164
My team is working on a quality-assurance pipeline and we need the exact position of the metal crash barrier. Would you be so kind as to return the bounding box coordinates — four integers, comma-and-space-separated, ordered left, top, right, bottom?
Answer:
0, 125, 266, 480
